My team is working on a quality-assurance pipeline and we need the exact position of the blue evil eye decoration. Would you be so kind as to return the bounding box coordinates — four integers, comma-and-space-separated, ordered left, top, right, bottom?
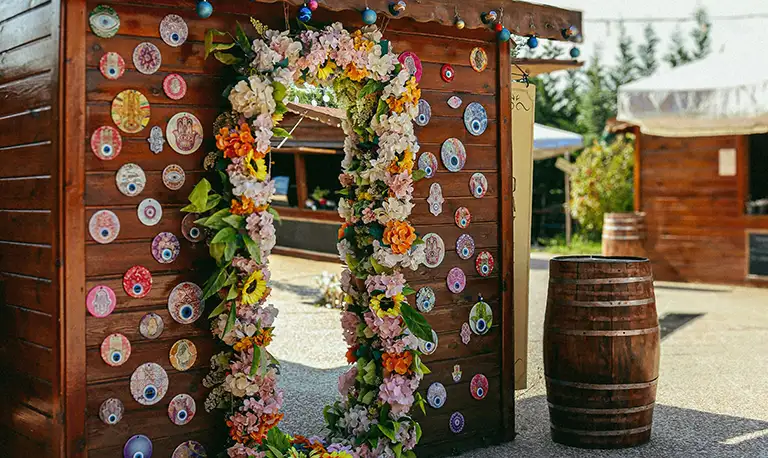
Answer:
418, 152, 438, 179
99, 398, 124, 425
456, 234, 475, 260
416, 287, 435, 313
123, 434, 153, 458
418, 330, 438, 355
362, 7, 377, 25
180, 304, 193, 320
427, 382, 447, 409
143, 385, 157, 402
298, 6, 312, 23
89, 5, 120, 38
196, 0, 213, 19
450, 411, 465, 433
415, 99, 431, 127
464, 102, 488, 137
133, 284, 143, 295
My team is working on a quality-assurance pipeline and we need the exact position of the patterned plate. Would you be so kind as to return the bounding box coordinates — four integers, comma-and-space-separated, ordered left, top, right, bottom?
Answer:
111, 89, 150, 134
163, 73, 187, 100
116, 163, 146, 197
398, 51, 423, 82
99, 52, 125, 80
152, 232, 181, 264
417, 152, 438, 179
455, 207, 471, 229
130, 362, 168, 406
447, 95, 462, 109
123, 265, 152, 298
90, 126, 122, 160
464, 102, 488, 136
415, 99, 431, 127
138, 198, 163, 226
172, 441, 207, 458
160, 14, 189, 47
133, 42, 162, 75
181, 213, 205, 243
86, 285, 116, 318
416, 286, 435, 313
447, 267, 466, 294
456, 234, 475, 260
89, 5, 120, 38
470, 298, 493, 335
139, 312, 164, 340
469, 172, 488, 198
470, 47, 488, 72
89, 210, 120, 244
470, 373, 489, 400
475, 251, 495, 277
441, 64, 455, 83
168, 393, 196, 425
100, 333, 131, 367
167, 112, 203, 155
162, 164, 186, 190
427, 182, 444, 216
418, 329, 438, 355
450, 412, 465, 433
422, 233, 445, 268
169, 339, 197, 372
168, 282, 203, 324
427, 382, 447, 409
124, 435, 153, 458
99, 398, 124, 425
441, 138, 466, 172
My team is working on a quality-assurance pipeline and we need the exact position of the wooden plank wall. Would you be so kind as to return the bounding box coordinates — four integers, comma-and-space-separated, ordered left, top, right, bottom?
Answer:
639, 134, 768, 285
0, 0, 62, 456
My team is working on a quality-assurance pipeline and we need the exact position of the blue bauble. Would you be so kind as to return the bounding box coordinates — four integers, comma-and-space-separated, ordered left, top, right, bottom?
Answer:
498, 28, 511, 42
362, 8, 377, 25
196, 0, 213, 18
298, 6, 312, 23
570, 47, 581, 58
527, 36, 539, 49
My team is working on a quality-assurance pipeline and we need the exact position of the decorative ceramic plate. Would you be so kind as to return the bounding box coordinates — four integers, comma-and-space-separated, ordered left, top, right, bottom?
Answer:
470, 47, 488, 72
470, 373, 489, 400
168, 393, 196, 425
162, 164, 186, 190
427, 182, 444, 216
415, 99, 431, 127
130, 362, 168, 406
469, 298, 493, 335
427, 382, 447, 409
464, 102, 488, 136
447, 95, 462, 109
398, 51, 423, 82
111, 89, 150, 134
123, 265, 152, 298
148, 125, 165, 154
181, 213, 205, 243
172, 441, 207, 458
169, 339, 197, 372
100, 333, 131, 367
167, 282, 203, 324
418, 329, 438, 355
167, 112, 203, 155
450, 412, 465, 433
124, 435, 153, 458
416, 286, 435, 313
90, 126, 122, 160
138, 198, 163, 226
152, 232, 180, 264
86, 285, 116, 318
89, 5, 120, 38
422, 233, 445, 268
99, 52, 125, 80
461, 322, 471, 345
441, 64, 455, 83
99, 398, 124, 425
133, 42, 162, 75
456, 234, 475, 260
116, 163, 146, 197
447, 267, 466, 294
89, 210, 120, 244
163, 73, 187, 100
469, 172, 488, 198
441, 138, 466, 172
139, 312, 164, 340
475, 250, 495, 277
160, 14, 189, 47
455, 207, 471, 229
417, 152, 438, 179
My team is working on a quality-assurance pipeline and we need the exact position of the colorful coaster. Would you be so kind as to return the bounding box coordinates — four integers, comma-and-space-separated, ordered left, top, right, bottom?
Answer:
469, 172, 488, 198
162, 164, 186, 190
116, 163, 146, 197
418, 329, 438, 355
169, 339, 197, 372
447, 267, 466, 294
172, 441, 207, 458
167, 282, 203, 324
415, 286, 435, 313
447, 95, 462, 109
398, 51, 423, 82
415, 99, 431, 127
163, 73, 187, 100
89, 5, 120, 38
456, 234, 475, 260
160, 14, 189, 47
167, 112, 203, 155
427, 382, 447, 409
130, 362, 168, 405
427, 182, 444, 216
441, 64, 455, 83
90, 126, 122, 160
139, 312, 164, 340
124, 435, 153, 458
100, 333, 131, 367
152, 232, 180, 264
181, 213, 205, 243
441, 138, 466, 172
148, 125, 165, 154
470, 374, 489, 400
464, 102, 488, 136
123, 265, 152, 298
133, 42, 162, 75
86, 285, 116, 318
111, 89, 150, 134
422, 233, 445, 268
99, 398, 124, 425
89, 210, 120, 244
455, 207, 471, 229
470, 47, 488, 72
450, 412, 465, 433
99, 52, 125, 80
470, 298, 493, 335
417, 152, 438, 179
168, 393, 196, 426
138, 198, 163, 226
475, 250, 495, 277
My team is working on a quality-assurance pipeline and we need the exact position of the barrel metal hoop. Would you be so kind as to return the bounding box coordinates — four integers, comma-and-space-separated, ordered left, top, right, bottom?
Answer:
549, 327, 659, 336
546, 377, 658, 390
550, 424, 653, 436
556, 297, 656, 308
547, 402, 656, 415
549, 275, 653, 285
603, 235, 644, 241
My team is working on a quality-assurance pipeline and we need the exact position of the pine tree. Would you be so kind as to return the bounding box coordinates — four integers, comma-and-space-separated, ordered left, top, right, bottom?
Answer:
637, 23, 660, 77
610, 22, 637, 88
691, 7, 711, 59
577, 52, 615, 140
664, 26, 692, 68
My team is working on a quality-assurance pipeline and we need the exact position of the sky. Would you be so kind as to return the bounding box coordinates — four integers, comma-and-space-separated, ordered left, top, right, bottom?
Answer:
528, 0, 768, 70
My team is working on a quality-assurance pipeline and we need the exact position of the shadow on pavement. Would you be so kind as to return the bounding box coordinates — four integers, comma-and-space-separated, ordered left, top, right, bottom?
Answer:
271, 279, 320, 302
659, 313, 705, 340
531, 258, 550, 271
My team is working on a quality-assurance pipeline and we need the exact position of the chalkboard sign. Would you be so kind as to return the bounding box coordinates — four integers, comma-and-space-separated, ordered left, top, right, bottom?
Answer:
748, 232, 768, 278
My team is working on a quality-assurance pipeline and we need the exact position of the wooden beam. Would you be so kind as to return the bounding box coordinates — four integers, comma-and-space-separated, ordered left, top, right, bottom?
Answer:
512, 58, 583, 77
294, 153, 309, 209
633, 126, 641, 212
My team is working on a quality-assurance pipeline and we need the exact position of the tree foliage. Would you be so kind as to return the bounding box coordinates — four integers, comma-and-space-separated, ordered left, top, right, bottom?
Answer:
637, 23, 660, 77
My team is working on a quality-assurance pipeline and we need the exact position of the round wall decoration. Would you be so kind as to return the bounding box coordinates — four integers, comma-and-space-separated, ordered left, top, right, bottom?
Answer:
132, 42, 162, 75
416, 286, 435, 313
456, 233, 475, 260
398, 51, 423, 82
90, 126, 122, 160
417, 152, 438, 179
167, 112, 203, 154
418, 330, 439, 355
163, 73, 188, 100
447, 267, 466, 294
422, 233, 445, 268
181, 213, 205, 243
124, 434, 153, 458
89, 210, 120, 244
470, 374, 489, 400
172, 441, 207, 458
111, 89, 150, 134
469, 298, 493, 335
138, 198, 163, 226
86, 285, 117, 318
441, 138, 466, 172
475, 250, 495, 277
469, 172, 488, 198
123, 265, 152, 298
415, 99, 431, 126
427, 382, 447, 409
162, 164, 186, 190
99, 398, 124, 426
450, 412, 465, 433
89, 5, 120, 38
115, 163, 146, 197
130, 362, 168, 406
148, 125, 165, 154
470, 47, 488, 72
99, 52, 125, 80
169, 338, 197, 372
167, 281, 203, 324
151, 232, 181, 264
454, 206, 471, 229
100, 333, 131, 367
441, 64, 455, 82
139, 312, 164, 340
160, 14, 189, 47
463, 102, 488, 136
168, 393, 196, 425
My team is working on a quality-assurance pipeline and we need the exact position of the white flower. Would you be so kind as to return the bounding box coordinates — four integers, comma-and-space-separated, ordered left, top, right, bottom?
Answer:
224, 372, 259, 397
228, 80, 260, 118
381, 197, 413, 222
338, 197, 354, 221
251, 38, 282, 72
337, 239, 353, 262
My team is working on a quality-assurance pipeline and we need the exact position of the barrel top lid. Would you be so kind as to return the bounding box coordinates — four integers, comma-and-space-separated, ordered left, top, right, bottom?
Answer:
552, 255, 649, 263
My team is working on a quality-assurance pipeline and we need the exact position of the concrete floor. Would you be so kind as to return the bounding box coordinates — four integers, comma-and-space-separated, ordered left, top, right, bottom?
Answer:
267, 253, 768, 457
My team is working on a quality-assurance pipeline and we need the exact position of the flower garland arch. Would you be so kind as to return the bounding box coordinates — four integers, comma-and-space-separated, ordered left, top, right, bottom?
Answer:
184, 20, 434, 458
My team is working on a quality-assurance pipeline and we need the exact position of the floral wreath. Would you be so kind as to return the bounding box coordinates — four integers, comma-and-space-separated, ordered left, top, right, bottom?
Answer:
184, 19, 434, 458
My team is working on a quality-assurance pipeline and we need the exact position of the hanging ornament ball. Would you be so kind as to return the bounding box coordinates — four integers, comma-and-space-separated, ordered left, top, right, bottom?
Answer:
308, 0, 319, 11
562, 25, 580, 40
362, 7, 377, 24
570, 46, 581, 58
527, 35, 539, 49
456, 18, 466, 30
482, 11, 498, 24
298, 6, 312, 22
498, 27, 511, 42
389, 1, 406, 15
196, 0, 213, 18
494, 23, 503, 32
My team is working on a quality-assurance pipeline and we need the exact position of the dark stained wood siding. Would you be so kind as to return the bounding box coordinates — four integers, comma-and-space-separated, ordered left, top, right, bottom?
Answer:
0, 0, 60, 456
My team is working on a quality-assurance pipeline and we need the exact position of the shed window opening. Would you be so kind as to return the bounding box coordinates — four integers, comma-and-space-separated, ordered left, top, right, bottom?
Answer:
747, 134, 768, 215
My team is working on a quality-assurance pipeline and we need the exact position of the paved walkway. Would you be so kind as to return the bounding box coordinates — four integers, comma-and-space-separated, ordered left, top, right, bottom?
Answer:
268, 253, 768, 457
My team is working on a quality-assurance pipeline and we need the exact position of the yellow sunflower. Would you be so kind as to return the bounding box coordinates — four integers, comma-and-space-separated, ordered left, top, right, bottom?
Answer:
245, 152, 268, 181
369, 292, 405, 318
317, 60, 337, 80
241, 270, 267, 305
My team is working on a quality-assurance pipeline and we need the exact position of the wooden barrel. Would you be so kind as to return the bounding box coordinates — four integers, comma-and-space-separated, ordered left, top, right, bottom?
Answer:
544, 256, 660, 449
602, 212, 647, 258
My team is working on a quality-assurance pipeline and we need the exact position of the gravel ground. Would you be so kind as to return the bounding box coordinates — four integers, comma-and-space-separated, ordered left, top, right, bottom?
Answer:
268, 253, 768, 457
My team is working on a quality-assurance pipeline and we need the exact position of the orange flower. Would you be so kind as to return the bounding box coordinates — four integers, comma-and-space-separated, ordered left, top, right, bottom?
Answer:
346, 63, 369, 82
253, 328, 273, 347
382, 352, 413, 375
346, 345, 359, 363
383, 220, 416, 254
387, 150, 415, 175
247, 413, 284, 444
233, 337, 254, 353
231, 197, 257, 215
338, 223, 349, 241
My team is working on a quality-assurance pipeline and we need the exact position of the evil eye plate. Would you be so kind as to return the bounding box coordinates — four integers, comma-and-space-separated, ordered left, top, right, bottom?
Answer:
87, 285, 116, 318
152, 232, 180, 264
100, 333, 131, 367
476, 251, 495, 277
99, 52, 125, 80
455, 207, 471, 229
427, 382, 447, 409
181, 213, 205, 243
123, 265, 152, 298
172, 441, 207, 458
89, 5, 120, 38
90, 126, 122, 160
464, 102, 488, 137
89, 210, 120, 244
398, 51, 423, 82
422, 233, 445, 269
139, 312, 164, 340
417, 152, 438, 179
441, 138, 466, 172
132, 42, 162, 75
169, 339, 197, 372
450, 412, 465, 433
167, 282, 203, 324
427, 182, 444, 216
168, 393, 196, 426
163, 73, 188, 100
447, 267, 466, 294
159, 14, 189, 47
470, 172, 488, 198
162, 164, 186, 190
116, 163, 146, 197
415, 99, 431, 127
123, 434, 153, 458
130, 362, 168, 406
441, 64, 455, 83
470, 299, 493, 335
456, 234, 475, 260
416, 286, 435, 313
138, 198, 163, 226
418, 330, 439, 355
470, 47, 488, 72
99, 398, 124, 425
470, 373, 489, 400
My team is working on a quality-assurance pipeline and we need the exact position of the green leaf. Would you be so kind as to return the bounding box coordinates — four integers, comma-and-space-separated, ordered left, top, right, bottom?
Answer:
213, 52, 243, 65
203, 194, 222, 212
223, 300, 237, 335
202, 265, 230, 301
222, 214, 245, 229
393, 443, 403, 458
211, 227, 238, 244
375, 99, 389, 118
209, 242, 225, 264
242, 234, 262, 264
414, 392, 427, 416
414, 421, 422, 442
274, 101, 288, 118
377, 424, 397, 442
266, 426, 292, 451
249, 345, 261, 377
412, 237, 425, 246
272, 127, 292, 138
359, 79, 384, 99
404, 452, 417, 458
272, 81, 287, 103
402, 285, 416, 296
186, 179, 212, 213
371, 257, 387, 274
401, 303, 433, 343
412, 168, 427, 182
204, 29, 233, 59
226, 284, 239, 301
224, 239, 239, 262
199, 208, 230, 230
234, 21, 251, 52
267, 206, 281, 223
207, 298, 228, 319
265, 445, 285, 458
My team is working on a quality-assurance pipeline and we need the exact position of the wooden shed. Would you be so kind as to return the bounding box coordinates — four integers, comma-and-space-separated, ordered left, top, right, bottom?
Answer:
0, 1, 581, 456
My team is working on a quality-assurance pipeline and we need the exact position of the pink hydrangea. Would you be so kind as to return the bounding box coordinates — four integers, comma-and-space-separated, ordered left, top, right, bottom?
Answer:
339, 173, 355, 187
338, 365, 358, 397
378, 374, 419, 417
341, 312, 361, 346
364, 312, 402, 340
227, 443, 265, 458
365, 272, 405, 298
386, 171, 413, 200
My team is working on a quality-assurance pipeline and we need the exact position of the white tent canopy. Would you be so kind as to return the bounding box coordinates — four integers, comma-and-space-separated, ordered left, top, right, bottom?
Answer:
618, 35, 768, 137
532, 123, 584, 160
